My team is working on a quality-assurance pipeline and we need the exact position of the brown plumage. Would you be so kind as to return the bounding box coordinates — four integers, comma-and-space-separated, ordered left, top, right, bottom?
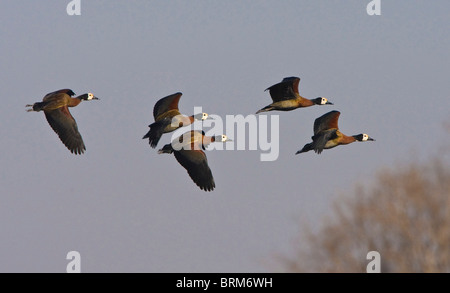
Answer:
256, 76, 333, 114
26, 89, 99, 155
143, 92, 209, 148
296, 110, 375, 154
158, 130, 231, 192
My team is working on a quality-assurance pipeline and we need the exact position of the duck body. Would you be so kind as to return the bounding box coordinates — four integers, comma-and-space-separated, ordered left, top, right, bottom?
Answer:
147, 112, 195, 136
257, 99, 314, 113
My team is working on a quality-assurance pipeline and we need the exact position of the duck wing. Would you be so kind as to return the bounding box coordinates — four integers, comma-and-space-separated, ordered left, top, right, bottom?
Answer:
44, 106, 85, 154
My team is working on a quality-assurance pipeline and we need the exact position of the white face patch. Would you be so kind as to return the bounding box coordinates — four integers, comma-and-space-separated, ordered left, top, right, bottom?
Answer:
362, 134, 369, 141
194, 113, 209, 121
214, 134, 228, 142
87, 93, 94, 100
321, 98, 328, 105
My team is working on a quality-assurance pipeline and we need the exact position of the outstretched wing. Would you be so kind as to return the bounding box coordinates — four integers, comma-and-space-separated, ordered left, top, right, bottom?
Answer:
174, 149, 215, 192
314, 110, 340, 135
312, 129, 338, 154
43, 89, 75, 100
44, 107, 86, 154
153, 92, 182, 121
265, 77, 300, 102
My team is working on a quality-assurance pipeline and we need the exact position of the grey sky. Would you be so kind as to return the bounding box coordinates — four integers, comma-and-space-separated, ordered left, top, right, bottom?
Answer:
0, 0, 449, 272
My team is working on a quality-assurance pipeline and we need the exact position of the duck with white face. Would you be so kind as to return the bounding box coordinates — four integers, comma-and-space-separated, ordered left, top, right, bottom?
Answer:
256, 77, 334, 114
354, 133, 375, 142
85, 93, 99, 101
214, 134, 231, 143
295, 110, 375, 155
25, 89, 99, 155
194, 112, 209, 121
142, 92, 211, 148
312, 97, 333, 105
157, 130, 233, 192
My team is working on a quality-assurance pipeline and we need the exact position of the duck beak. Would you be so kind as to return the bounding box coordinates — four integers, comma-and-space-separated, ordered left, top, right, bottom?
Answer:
93, 96, 100, 100
226, 138, 233, 142
368, 137, 375, 141
326, 101, 333, 105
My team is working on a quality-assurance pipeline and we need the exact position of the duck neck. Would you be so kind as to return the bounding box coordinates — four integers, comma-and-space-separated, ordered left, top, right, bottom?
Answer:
187, 115, 196, 124
297, 96, 314, 107
202, 136, 216, 147
68, 97, 82, 107
340, 135, 357, 145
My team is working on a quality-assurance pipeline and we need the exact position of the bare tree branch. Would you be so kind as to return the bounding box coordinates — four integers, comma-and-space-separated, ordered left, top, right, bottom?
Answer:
277, 159, 450, 273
